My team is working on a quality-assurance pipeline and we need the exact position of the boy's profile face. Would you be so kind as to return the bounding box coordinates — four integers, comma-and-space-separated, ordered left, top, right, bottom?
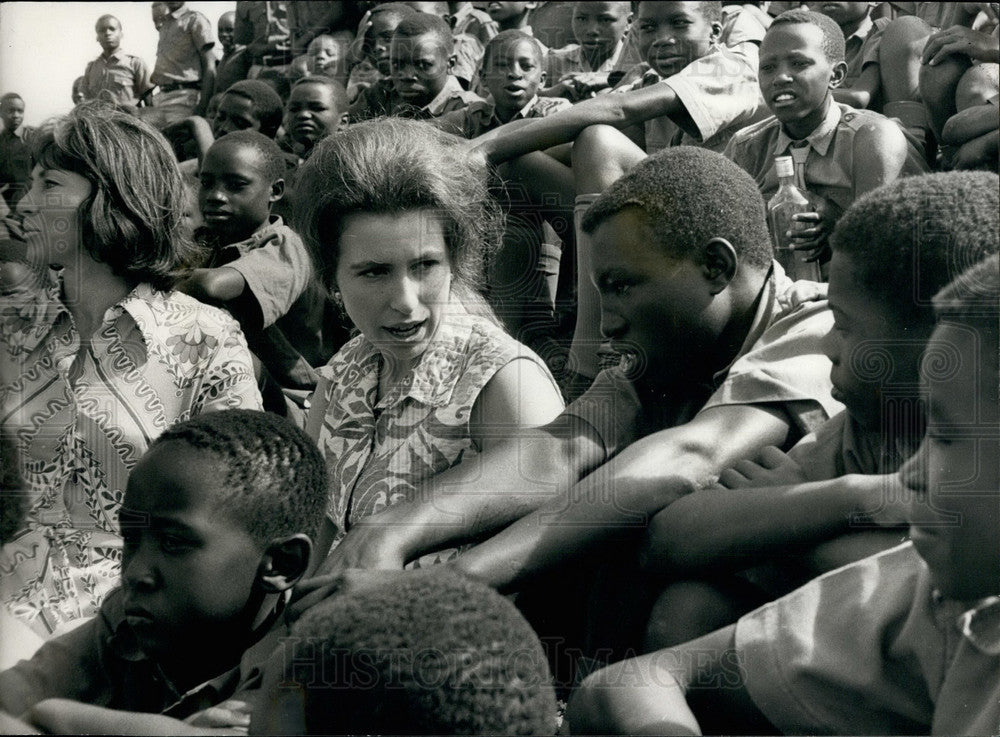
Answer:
390, 31, 453, 106
199, 141, 280, 242
822, 251, 930, 429
213, 92, 263, 137
636, 2, 719, 78
481, 38, 545, 116
590, 207, 713, 379
1, 97, 25, 131
486, 2, 531, 23
807, 1, 871, 30
95, 16, 123, 53
901, 320, 1000, 600
120, 441, 265, 662
572, 2, 630, 60
287, 82, 343, 149
759, 22, 844, 137
218, 12, 236, 51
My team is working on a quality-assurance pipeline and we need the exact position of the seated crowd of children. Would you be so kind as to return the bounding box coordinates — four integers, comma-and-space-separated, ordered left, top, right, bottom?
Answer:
1, 1, 998, 734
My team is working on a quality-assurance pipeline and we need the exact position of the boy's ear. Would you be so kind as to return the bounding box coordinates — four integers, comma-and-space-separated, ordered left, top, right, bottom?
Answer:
829, 60, 848, 90
709, 21, 723, 44
448, 53, 457, 71
701, 237, 738, 294
269, 178, 285, 204
258, 533, 312, 593
336, 111, 350, 132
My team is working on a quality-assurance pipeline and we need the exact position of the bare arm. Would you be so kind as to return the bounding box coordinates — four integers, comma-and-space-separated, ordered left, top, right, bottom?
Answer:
318, 414, 608, 572
832, 64, 880, 109
853, 117, 911, 197
641, 473, 907, 574
470, 82, 683, 165
452, 403, 797, 591
567, 624, 771, 735
23, 699, 248, 735
175, 267, 247, 303
196, 47, 217, 117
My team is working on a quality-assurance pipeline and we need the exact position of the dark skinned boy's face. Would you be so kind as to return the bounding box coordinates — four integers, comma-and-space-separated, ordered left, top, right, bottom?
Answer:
213, 93, 262, 137
95, 17, 123, 52
759, 22, 844, 138
1, 98, 25, 131
391, 31, 452, 106
636, 1, 719, 78
822, 251, 930, 430
120, 441, 265, 666
590, 207, 716, 382
808, 2, 871, 30
287, 83, 343, 150
481, 38, 545, 118
218, 14, 236, 50
199, 142, 279, 243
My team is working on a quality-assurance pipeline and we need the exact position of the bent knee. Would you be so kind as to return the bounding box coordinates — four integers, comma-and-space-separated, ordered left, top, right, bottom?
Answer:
956, 63, 1000, 110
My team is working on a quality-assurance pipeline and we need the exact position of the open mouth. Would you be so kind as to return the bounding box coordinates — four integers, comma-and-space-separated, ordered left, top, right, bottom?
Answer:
383, 321, 426, 339
772, 92, 797, 106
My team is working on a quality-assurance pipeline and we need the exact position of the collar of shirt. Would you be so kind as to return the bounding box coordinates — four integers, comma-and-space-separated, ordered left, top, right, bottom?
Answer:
99, 49, 125, 63
711, 261, 787, 386
845, 13, 875, 50
774, 99, 842, 158
104, 590, 289, 717
218, 214, 285, 257
17, 272, 156, 356
490, 94, 541, 125
594, 38, 626, 72
422, 75, 467, 115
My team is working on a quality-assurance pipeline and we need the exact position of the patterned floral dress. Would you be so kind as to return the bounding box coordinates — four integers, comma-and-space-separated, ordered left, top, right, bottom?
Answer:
309, 302, 558, 565
0, 275, 262, 637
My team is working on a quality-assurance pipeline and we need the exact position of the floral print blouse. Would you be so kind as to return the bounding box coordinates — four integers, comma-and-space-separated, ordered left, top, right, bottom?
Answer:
0, 276, 262, 638
310, 303, 557, 563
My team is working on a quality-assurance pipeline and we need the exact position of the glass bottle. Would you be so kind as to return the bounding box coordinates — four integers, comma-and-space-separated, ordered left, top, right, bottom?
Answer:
767, 156, 822, 281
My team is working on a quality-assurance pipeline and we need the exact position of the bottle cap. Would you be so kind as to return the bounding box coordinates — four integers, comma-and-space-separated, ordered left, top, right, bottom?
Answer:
775, 156, 794, 178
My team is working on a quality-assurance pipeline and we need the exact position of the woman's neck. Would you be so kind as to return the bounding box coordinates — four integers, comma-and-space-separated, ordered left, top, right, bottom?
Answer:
62, 259, 132, 341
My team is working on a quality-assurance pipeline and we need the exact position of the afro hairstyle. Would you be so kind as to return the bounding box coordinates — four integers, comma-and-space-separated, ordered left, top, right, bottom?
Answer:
581, 146, 773, 271
149, 409, 327, 547
210, 129, 288, 184
393, 11, 454, 55
222, 79, 285, 138
285, 567, 558, 735
830, 171, 1000, 330
768, 9, 846, 63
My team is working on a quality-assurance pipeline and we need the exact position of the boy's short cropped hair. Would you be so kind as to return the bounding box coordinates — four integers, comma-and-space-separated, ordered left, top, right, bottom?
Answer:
582, 146, 773, 271
482, 29, 544, 67
933, 253, 1000, 371
0, 92, 23, 107
393, 11, 454, 51
289, 75, 350, 116
830, 172, 1000, 328
213, 129, 287, 183
33, 100, 198, 290
152, 410, 327, 545
769, 9, 846, 63
634, 1, 721, 23
287, 567, 558, 734
223, 80, 284, 138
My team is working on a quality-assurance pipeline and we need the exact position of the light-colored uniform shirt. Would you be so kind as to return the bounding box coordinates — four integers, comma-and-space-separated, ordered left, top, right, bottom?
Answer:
565, 263, 843, 460
545, 38, 626, 81
724, 101, 930, 216
616, 43, 768, 153
0, 277, 262, 638
150, 3, 214, 86
82, 50, 152, 106
435, 93, 572, 139
737, 542, 1000, 735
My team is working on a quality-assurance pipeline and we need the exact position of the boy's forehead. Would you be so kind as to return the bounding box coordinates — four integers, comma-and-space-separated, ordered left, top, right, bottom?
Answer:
638, 1, 704, 21
392, 31, 451, 58
1, 97, 24, 111
205, 140, 268, 174
762, 21, 826, 54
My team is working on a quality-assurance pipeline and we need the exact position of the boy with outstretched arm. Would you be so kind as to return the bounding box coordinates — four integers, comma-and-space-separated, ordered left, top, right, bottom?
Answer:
0, 410, 328, 734
638, 171, 1000, 650
568, 251, 1000, 736
176, 131, 328, 407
